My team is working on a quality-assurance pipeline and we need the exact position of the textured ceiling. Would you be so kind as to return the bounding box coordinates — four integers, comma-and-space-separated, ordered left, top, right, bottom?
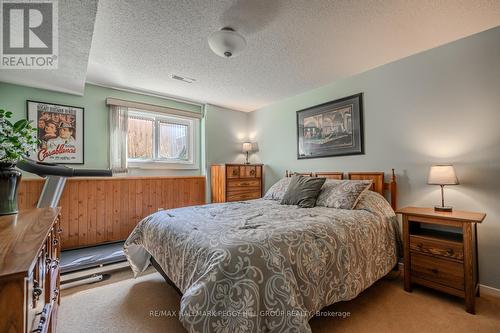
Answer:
86, 0, 500, 111
0, 0, 98, 95
2, 1, 500, 111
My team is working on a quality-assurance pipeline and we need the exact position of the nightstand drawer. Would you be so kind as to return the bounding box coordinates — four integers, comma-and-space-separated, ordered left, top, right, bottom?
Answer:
398, 206, 486, 314
410, 235, 463, 261
411, 252, 464, 290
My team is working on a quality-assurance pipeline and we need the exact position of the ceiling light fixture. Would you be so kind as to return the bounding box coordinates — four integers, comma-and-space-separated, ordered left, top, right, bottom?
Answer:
208, 27, 246, 58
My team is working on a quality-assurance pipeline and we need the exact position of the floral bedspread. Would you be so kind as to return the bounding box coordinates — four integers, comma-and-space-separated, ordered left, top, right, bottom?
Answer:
124, 193, 398, 333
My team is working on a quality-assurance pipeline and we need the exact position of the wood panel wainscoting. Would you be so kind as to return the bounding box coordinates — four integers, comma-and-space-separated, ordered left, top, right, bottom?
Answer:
17, 176, 206, 250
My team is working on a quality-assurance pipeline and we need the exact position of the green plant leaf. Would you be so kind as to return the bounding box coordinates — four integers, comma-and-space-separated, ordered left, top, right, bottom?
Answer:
13, 119, 29, 131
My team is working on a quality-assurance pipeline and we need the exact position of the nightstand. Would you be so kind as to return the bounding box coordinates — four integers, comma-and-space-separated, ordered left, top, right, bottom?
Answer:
396, 207, 486, 314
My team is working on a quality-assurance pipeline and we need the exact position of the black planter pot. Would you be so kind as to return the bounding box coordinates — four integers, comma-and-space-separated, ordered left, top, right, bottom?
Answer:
0, 162, 22, 215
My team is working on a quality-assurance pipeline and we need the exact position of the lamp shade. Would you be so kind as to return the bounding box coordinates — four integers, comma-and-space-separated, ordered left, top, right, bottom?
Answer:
427, 165, 459, 185
242, 142, 253, 153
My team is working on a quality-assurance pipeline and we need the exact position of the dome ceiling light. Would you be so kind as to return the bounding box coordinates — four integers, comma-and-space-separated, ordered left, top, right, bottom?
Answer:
208, 27, 246, 58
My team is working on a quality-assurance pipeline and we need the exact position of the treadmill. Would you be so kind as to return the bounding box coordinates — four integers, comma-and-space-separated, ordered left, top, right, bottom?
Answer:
17, 159, 129, 288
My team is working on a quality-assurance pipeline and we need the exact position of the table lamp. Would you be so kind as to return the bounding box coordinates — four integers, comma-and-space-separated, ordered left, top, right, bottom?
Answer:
427, 165, 459, 212
242, 142, 253, 164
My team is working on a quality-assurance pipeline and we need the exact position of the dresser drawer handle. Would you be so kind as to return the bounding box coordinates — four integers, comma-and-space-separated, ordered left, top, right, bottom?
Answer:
446, 248, 454, 256
417, 243, 423, 249
33, 285, 42, 301
249, 169, 255, 175
430, 268, 439, 274
57, 227, 63, 234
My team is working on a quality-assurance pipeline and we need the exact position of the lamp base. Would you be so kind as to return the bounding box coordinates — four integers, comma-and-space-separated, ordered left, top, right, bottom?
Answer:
434, 205, 453, 212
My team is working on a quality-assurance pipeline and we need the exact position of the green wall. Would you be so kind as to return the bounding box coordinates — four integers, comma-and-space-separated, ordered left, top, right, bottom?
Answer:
0, 82, 202, 175
249, 26, 500, 289
204, 104, 250, 202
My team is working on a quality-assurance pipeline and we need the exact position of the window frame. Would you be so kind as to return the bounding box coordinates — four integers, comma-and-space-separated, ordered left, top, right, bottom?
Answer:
127, 108, 199, 170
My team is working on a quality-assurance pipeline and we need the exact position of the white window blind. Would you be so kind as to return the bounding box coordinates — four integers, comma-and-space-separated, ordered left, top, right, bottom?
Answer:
109, 105, 128, 173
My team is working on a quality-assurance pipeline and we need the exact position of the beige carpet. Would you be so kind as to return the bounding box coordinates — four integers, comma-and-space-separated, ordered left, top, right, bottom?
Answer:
59, 270, 500, 333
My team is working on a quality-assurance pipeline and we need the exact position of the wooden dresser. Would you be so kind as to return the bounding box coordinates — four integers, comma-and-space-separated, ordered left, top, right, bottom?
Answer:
397, 207, 486, 314
211, 164, 263, 203
0, 208, 62, 333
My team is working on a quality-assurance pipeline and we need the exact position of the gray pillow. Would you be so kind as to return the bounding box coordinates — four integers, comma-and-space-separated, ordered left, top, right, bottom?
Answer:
280, 175, 326, 208
316, 179, 372, 209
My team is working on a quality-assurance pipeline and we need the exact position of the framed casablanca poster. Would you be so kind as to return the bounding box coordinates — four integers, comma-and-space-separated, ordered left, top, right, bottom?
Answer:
27, 100, 84, 164
297, 93, 364, 159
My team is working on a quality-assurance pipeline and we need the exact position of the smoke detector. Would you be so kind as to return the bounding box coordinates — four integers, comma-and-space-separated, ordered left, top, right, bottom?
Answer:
208, 27, 246, 58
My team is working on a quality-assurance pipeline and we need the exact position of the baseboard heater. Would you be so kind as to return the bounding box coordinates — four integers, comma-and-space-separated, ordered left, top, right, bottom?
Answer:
60, 241, 129, 289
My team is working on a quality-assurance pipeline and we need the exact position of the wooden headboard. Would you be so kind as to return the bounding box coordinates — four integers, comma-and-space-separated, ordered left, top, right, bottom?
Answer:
285, 171, 314, 177
285, 170, 342, 179
314, 172, 344, 180
284, 169, 397, 210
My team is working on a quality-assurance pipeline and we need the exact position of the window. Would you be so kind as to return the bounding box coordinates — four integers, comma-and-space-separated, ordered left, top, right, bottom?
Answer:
107, 98, 201, 172
127, 109, 198, 168
158, 121, 189, 160
128, 115, 154, 160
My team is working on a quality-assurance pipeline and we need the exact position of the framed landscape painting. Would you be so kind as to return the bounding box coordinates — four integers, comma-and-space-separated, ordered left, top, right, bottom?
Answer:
27, 100, 84, 164
297, 93, 364, 159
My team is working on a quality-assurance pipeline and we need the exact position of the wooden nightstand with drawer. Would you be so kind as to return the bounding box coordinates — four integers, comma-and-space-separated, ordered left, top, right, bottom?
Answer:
211, 164, 263, 203
397, 207, 486, 314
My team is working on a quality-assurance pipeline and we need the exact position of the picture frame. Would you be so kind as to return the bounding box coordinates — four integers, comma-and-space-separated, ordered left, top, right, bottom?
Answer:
27, 100, 84, 164
297, 93, 364, 159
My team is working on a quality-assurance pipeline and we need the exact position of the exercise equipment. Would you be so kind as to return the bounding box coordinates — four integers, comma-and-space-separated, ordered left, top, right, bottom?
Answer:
17, 159, 112, 207
17, 159, 127, 288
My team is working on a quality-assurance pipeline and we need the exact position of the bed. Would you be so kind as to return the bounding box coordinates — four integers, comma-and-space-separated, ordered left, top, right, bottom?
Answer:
124, 170, 400, 333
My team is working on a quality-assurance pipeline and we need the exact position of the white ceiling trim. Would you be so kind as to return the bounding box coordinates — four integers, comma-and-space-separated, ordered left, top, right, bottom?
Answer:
2, 79, 84, 97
